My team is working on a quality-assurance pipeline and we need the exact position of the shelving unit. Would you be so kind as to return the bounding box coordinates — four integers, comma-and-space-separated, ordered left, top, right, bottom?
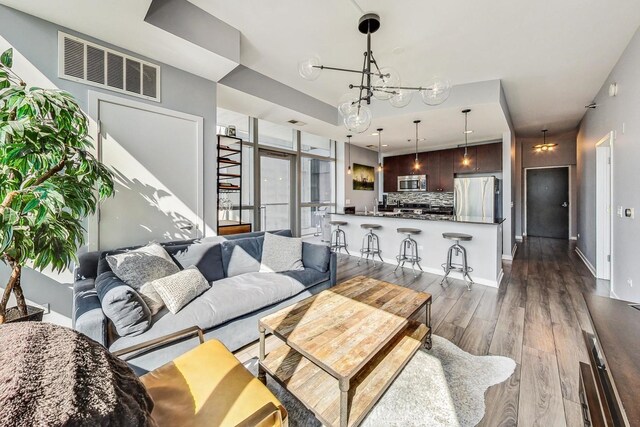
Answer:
217, 135, 252, 235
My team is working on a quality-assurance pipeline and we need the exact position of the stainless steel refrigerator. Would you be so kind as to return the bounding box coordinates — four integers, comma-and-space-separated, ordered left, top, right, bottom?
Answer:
454, 176, 501, 218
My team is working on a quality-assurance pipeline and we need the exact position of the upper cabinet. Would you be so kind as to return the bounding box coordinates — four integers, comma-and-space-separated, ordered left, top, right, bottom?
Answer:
454, 143, 502, 173
381, 142, 501, 193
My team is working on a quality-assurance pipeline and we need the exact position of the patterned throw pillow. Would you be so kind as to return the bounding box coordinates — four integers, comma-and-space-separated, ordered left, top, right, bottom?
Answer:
106, 242, 180, 291
139, 282, 165, 316
259, 233, 304, 273
150, 266, 211, 314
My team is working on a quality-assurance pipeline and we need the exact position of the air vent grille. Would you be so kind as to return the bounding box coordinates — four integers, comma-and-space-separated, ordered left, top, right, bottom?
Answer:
58, 32, 160, 102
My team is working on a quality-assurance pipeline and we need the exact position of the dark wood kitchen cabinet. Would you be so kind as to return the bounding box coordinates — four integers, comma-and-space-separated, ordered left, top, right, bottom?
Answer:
476, 142, 502, 172
426, 150, 453, 192
382, 155, 399, 193
454, 143, 502, 173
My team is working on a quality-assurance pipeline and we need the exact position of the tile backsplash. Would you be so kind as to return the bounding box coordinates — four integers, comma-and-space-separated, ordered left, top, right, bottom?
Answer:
386, 192, 454, 207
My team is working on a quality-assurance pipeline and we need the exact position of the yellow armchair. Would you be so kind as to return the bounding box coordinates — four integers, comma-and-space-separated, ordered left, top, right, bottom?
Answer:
114, 327, 288, 427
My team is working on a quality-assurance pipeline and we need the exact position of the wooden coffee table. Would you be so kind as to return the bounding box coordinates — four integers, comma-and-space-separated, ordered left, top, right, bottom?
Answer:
258, 276, 432, 427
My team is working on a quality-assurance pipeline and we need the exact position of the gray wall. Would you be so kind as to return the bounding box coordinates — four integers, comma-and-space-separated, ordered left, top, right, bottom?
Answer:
515, 130, 578, 238
0, 6, 217, 321
342, 145, 380, 212
577, 26, 640, 302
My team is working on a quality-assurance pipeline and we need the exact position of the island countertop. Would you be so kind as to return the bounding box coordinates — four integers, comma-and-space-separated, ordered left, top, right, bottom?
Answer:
333, 212, 506, 225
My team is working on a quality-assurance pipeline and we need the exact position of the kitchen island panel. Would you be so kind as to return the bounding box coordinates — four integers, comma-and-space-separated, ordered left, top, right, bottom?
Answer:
331, 213, 503, 287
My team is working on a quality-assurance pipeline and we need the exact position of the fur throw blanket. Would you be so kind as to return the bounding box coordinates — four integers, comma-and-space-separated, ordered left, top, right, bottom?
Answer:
0, 322, 154, 427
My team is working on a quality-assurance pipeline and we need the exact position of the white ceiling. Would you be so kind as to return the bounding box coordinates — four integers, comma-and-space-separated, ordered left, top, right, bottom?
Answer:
3, 0, 640, 143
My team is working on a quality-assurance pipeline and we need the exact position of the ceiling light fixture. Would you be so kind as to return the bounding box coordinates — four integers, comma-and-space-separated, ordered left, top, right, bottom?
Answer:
462, 109, 471, 166
413, 120, 421, 170
377, 128, 384, 172
299, 13, 451, 133
346, 134, 352, 175
533, 129, 557, 153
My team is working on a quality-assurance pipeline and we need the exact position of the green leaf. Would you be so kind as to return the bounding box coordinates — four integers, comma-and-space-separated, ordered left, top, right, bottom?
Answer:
0, 48, 13, 68
22, 198, 40, 214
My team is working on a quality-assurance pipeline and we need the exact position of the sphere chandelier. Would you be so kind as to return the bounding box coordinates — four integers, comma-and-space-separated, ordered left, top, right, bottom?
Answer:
298, 13, 451, 133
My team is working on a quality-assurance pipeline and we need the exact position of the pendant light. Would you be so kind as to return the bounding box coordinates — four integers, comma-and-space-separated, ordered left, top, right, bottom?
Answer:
413, 120, 421, 170
346, 134, 352, 175
462, 109, 471, 166
533, 129, 557, 152
377, 128, 383, 172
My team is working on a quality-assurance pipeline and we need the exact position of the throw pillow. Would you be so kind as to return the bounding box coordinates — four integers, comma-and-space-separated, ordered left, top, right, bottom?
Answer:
220, 236, 264, 277
106, 242, 180, 290
151, 266, 210, 314
95, 272, 151, 337
138, 282, 165, 316
260, 232, 305, 273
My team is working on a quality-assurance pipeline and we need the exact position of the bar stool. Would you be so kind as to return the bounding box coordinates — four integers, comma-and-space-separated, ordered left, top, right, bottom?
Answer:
358, 224, 383, 265
440, 232, 474, 290
329, 220, 350, 255
395, 228, 423, 276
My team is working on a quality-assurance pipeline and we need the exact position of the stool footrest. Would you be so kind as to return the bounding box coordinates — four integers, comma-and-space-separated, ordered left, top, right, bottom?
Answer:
440, 263, 474, 274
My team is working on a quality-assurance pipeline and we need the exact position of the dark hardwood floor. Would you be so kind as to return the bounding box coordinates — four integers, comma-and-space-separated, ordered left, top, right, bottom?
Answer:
238, 237, 607, 426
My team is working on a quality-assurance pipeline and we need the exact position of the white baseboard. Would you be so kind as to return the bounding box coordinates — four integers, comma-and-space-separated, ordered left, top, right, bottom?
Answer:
512, 243, 518, 258
496, 268, 505, 286
515, 235, 523, 242
502, 254, 513, 261
575, 247, 596, 277
570, 236, 578, 241
610, 289, 619, 299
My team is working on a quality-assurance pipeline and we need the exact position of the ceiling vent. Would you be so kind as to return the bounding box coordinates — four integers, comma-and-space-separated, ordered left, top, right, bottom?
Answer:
58, 32, 160, 102
287, 119, 307, 126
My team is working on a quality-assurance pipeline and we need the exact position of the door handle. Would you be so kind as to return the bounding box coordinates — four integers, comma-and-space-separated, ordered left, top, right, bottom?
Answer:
561, 202, 568, 208
179, 224, 194, 231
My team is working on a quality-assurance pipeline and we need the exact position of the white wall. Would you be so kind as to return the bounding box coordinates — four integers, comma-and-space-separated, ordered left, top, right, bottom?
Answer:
339, 144, 380, 212
0, 6, 217, 322
577, 26, 640, 302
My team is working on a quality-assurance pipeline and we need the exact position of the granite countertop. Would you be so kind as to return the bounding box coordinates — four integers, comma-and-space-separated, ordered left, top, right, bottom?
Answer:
333, 212, 506, 225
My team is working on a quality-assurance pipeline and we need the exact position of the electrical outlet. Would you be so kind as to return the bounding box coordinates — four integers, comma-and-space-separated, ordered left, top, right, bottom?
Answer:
628, 279, 633, 287
345, 199, 351, 204
617, 206, 624, 217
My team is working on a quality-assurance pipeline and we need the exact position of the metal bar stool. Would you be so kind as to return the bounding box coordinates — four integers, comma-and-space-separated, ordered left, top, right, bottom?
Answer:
440, 232, 474, 290
394, 228, 423, 277
329, 220, 350, 255
358, 224, 383, 265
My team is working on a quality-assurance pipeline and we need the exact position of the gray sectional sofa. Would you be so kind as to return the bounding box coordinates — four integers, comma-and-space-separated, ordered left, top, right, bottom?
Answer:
72, 230, 336, 374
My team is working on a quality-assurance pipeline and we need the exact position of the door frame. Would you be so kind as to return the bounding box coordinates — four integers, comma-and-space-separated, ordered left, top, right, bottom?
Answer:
87, 91, 204, 251
256, 148, 297, 233
595, 132, 614, 280
523, 165, 572, 239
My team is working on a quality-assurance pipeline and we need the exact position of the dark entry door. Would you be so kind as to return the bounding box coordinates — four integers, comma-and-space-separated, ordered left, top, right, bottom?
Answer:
527, 167, 569, 239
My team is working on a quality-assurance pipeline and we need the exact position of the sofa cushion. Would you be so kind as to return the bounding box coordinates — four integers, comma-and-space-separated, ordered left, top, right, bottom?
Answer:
164, 239, 226, 282
95, 272, 151, 337
151, 266, 211, 314
107, 243, 179, 290
221, 237, 264, 277
259, 233, 304, 273
279, 268, 330, 288
302, 242, 331, 273
108, 272, 307, 353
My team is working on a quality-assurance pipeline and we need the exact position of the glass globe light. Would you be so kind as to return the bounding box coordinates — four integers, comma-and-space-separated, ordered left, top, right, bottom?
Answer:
372, 67, 400, 101
389, 89, 414, 108
421, 77, 452, 106
337, 92, 360, 117
298, 56, 322, 81
344, 105, 372, 134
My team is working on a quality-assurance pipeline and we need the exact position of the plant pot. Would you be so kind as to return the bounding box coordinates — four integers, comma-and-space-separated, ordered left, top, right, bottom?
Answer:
5, 305, 45, 323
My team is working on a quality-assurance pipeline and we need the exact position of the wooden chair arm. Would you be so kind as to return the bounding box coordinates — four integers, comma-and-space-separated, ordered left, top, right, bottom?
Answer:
112, 326, 205, 359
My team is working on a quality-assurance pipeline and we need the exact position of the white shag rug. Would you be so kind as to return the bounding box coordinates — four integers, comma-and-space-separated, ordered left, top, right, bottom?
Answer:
245, 335, 516, 427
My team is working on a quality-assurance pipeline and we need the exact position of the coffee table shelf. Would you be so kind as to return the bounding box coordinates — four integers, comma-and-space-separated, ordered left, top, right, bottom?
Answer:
261, 321, 428, 427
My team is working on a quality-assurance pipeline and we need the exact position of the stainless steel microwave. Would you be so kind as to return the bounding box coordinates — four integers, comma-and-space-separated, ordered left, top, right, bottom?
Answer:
397, 175, 427, 192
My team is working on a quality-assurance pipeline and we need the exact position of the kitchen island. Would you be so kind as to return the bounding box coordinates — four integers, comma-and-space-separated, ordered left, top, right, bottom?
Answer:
331, 212, 505, 287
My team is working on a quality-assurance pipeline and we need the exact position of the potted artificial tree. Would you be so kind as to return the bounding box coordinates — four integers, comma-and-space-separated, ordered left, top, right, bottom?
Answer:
0, 48, 114, 323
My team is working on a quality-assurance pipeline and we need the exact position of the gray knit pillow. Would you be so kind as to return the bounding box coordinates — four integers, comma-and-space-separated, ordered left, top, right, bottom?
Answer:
106, 243, 179, 291
150, 266, 210, 314
259, 233, 304, 273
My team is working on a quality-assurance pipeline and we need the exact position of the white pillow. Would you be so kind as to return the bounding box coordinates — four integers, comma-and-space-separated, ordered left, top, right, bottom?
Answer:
150, 266, 210, 314
259, 233, 304, 273
139, 282, 165, 316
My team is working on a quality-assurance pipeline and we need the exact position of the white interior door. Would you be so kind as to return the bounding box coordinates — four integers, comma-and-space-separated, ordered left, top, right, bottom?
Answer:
96, 95, 203, 250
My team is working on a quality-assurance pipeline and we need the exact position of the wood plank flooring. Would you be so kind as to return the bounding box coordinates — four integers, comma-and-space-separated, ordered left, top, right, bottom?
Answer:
236, 236, 607, 426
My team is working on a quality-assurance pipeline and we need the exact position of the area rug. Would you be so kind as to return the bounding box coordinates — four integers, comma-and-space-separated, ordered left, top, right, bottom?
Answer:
244, 335, 516, 427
